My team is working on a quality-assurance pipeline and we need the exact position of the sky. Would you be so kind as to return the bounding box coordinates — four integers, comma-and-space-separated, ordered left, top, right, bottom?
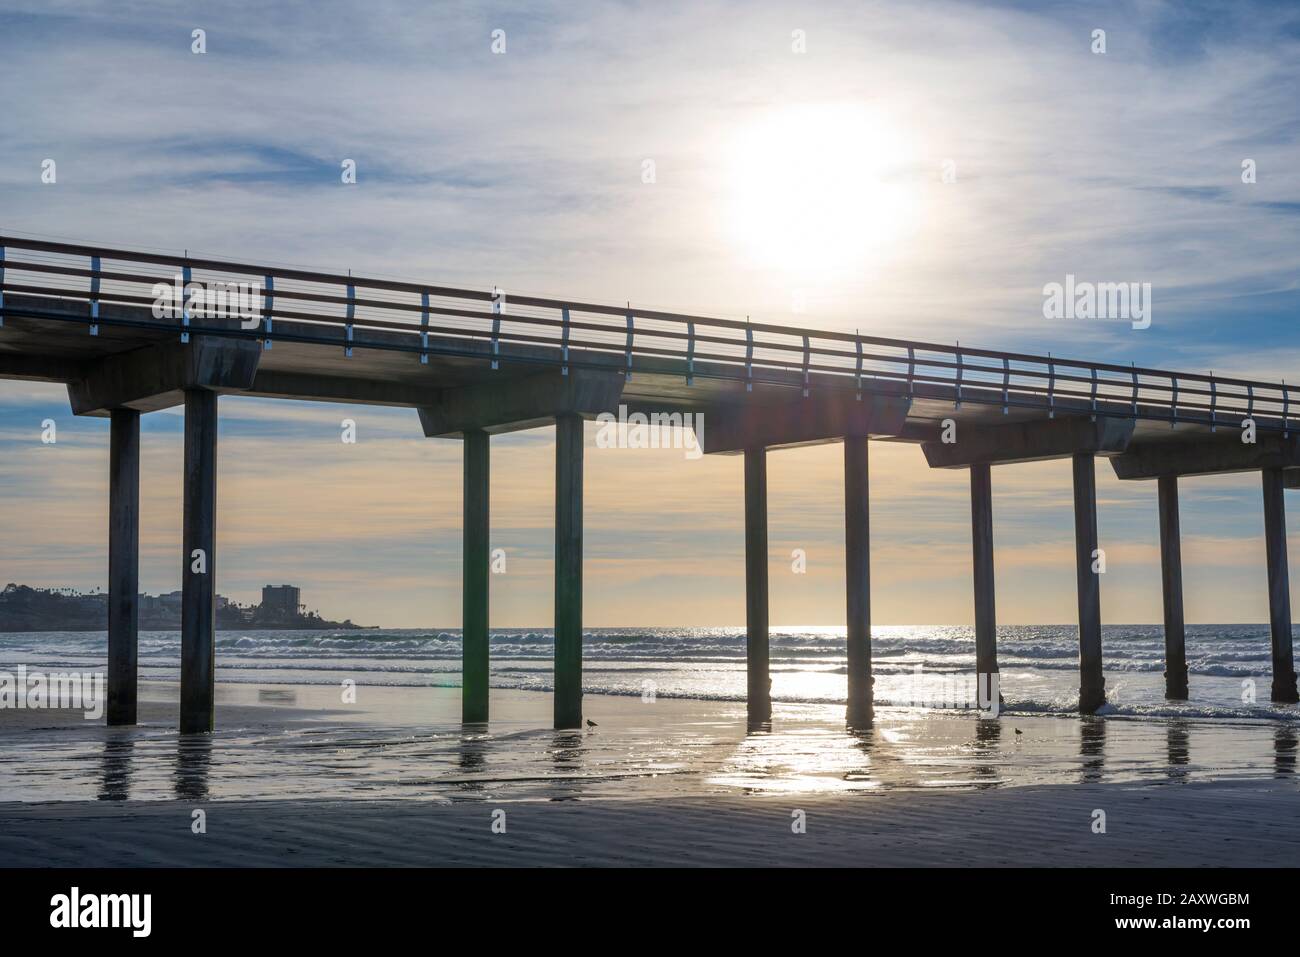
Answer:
0, 0, 1298, 628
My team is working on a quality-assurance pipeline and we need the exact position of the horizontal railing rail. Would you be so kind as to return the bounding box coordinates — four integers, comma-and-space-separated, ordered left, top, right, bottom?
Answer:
0, 235, 1294, 434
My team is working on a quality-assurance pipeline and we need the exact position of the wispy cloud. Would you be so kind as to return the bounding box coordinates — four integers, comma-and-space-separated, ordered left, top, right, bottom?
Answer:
1, 0, 1297, 625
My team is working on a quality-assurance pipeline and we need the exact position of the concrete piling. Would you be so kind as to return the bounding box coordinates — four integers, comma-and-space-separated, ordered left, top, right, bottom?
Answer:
1072, 453, 1106, 714
553, 414, 585, 729
1262, 468, 1299, 703
462, 429, 490, 723
107, 408, 140, 726
844, 436, 873, 729
744, 446, 772, 728
970, 462, 999, 686
180, 389, 218, 734
1157, 476, 1188, 700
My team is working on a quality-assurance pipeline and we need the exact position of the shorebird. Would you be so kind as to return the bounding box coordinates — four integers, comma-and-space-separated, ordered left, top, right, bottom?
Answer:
586, 719, 598, 729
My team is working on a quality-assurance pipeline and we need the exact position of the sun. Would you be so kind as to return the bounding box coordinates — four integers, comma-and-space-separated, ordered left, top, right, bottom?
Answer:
724, 103, 920, 278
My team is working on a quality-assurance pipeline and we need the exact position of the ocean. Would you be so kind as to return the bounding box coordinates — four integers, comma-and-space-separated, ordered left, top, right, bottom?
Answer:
3, 623, 1296, 720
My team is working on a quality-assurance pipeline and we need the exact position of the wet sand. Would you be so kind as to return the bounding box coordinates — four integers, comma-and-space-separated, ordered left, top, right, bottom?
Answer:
1, 680, 1298, 865
3, 780, 1298, 867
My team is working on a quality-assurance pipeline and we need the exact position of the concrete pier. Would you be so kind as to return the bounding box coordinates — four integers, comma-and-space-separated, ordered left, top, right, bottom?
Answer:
106, 408, 140, 726
11, 237, 1300, 732
180, 389, 218, 734
970, 462, 999, 684
553, 414, 584, 729
923, 417, 1133, 712
1157, 476, 1188, 699
844, 436, 873, 729
1072, 452, 1106, 714
744, 446, 772, 727
462, 429, 490, 724
1262, 468, 1299, 703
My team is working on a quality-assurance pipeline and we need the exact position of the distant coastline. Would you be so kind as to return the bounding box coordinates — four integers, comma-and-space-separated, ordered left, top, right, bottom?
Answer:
0, 582, 372, 632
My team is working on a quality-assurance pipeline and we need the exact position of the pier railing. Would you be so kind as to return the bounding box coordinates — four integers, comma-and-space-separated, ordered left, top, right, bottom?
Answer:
0, 235, 1293, 432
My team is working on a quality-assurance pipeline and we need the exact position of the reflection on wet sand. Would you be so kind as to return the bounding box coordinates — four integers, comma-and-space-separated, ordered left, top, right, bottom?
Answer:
455, 724, 490, 793
1165, 720, 1190, 783
1080, 717, 1106, 784
548, 730, 587, 801
174, 735, 212, 801
970, 718, 1002, 788
1275, 726, 1296, 778
844, 728, 874, 784
97, 732, 134, 801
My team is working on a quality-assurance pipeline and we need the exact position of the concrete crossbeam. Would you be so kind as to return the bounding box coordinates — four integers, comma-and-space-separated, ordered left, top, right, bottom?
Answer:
418, 369, 625, 438
700, 394, 911, 456
68, 335, 261, 416
922, 415, 1135, 469
0, 353, 84, 381
247, 370, 437, 408
1111, 435, 1300, 481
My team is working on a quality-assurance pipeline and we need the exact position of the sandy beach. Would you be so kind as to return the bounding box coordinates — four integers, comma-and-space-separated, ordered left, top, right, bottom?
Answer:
4, 779, 1299, 867
2, 680, 1298, 866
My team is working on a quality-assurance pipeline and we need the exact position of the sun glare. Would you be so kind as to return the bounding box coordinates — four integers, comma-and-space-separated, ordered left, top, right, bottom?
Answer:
725, 104, 920, 278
